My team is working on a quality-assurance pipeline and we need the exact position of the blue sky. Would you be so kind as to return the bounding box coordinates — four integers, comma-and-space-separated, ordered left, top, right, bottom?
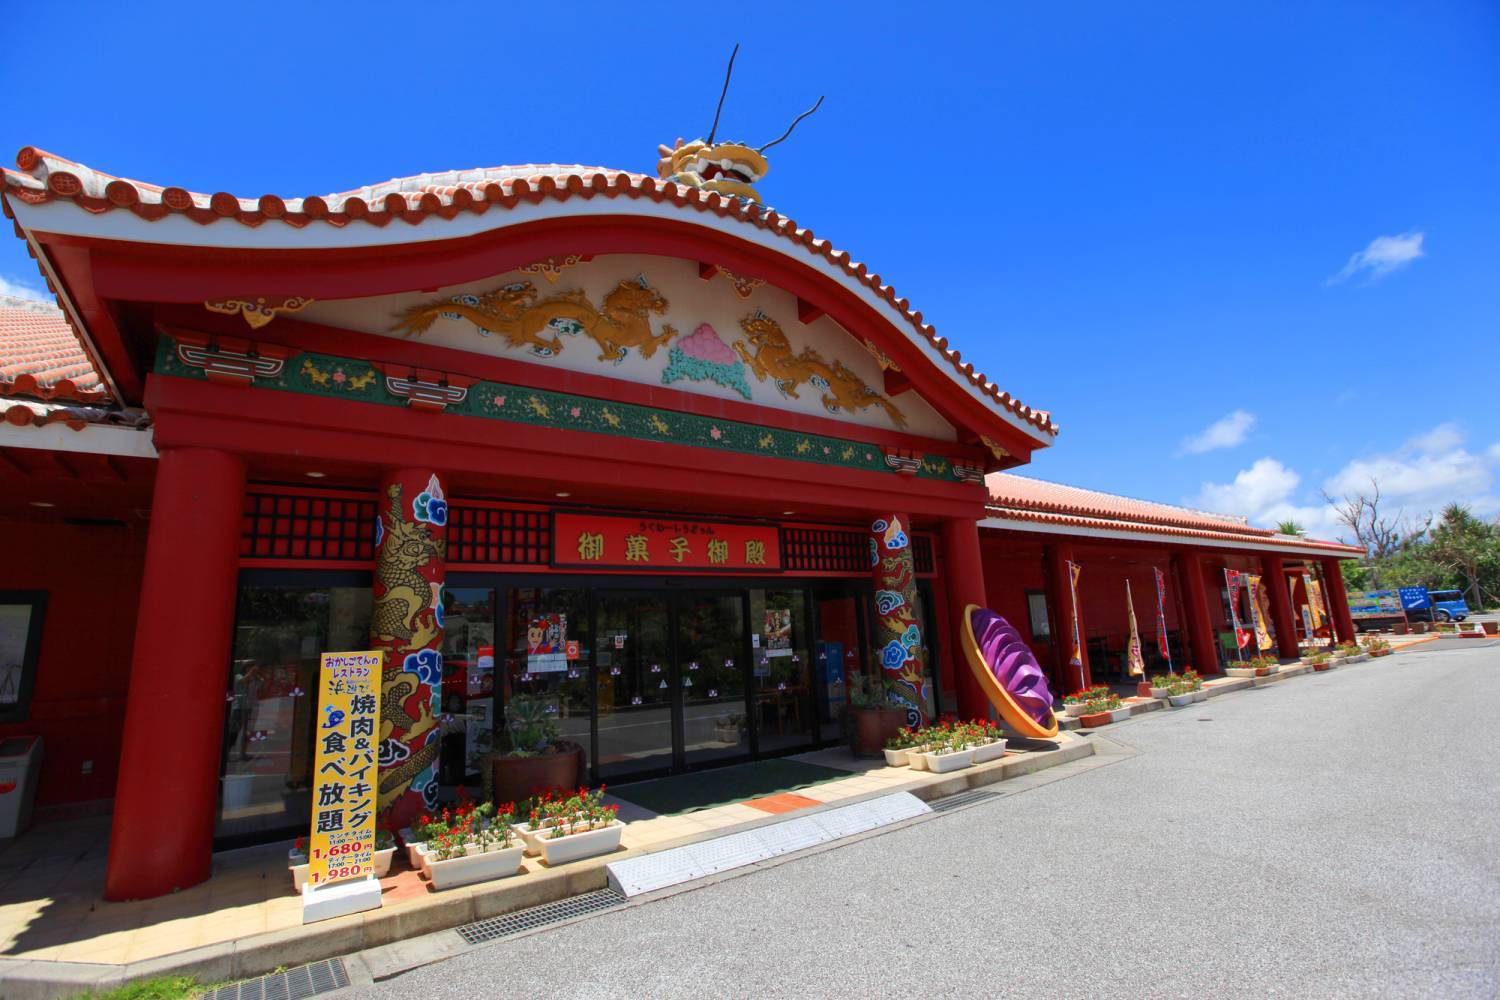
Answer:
3, 1, 1496, 539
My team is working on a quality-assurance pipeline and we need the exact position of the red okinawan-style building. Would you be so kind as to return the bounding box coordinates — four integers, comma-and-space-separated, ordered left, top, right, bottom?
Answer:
0, 140, 1358, 903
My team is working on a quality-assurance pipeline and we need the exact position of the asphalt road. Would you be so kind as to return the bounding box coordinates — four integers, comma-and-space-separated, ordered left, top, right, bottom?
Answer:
366, 644, 1500, 999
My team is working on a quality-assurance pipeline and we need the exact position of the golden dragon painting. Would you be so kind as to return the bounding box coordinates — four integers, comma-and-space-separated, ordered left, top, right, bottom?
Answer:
734, 311, 906, 427
393, 275, 677, 364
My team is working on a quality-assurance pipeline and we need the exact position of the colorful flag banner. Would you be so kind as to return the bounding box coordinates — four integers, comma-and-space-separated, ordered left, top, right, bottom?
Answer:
1304, 575, 1326, 630
1125, 579, 1146, 677
1153, 566, 1173, 671
1226, 569, 1251, 653
1247, 574, 1274, 651
1067, 560, 1083, 670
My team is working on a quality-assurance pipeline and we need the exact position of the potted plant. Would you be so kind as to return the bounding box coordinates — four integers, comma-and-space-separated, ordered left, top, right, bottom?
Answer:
289, 829, 397, 892
488, 693, 587, 806
967, 720, 1008, 763
849, 673, 908, 758
1165, 677, 1194, 708
1181, 669, 1208, 702
1061, 691, 1091, 718
515, 786, 624, 865
1305, 651, 1332, 671
1079, 690, 1124, 728
883, 728, 918, 767
918, 730, 976, 773
1361, 637, 1393, 658
1148, 673, 1174, 699
714, 713, 746, 744
1224, 660, 1256, 678
1338, 642, 1369, 663
419, 802, 527, 890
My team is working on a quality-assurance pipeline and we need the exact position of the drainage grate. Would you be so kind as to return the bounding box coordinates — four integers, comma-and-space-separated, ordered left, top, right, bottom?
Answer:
455, 889, 626, 946
928, 789, 1002, 814
202, 959, 348, 1000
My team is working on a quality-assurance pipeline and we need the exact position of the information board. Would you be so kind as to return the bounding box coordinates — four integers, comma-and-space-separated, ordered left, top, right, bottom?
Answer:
307, 650, 382, 889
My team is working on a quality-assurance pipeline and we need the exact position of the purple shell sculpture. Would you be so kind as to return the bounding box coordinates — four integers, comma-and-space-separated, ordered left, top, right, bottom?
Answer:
970, 607, 1056, 728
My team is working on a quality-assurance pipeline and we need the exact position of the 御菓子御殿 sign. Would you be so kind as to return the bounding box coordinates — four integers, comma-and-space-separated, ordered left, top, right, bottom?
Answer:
553, 512, 782, 571
307, 650, 383, 889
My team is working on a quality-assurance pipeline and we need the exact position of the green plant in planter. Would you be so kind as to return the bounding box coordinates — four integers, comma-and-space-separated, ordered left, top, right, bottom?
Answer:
1181, 669, 1204, 690
848, 672, 900, 709
504, 692, 562, 757
884, 728, 919, 751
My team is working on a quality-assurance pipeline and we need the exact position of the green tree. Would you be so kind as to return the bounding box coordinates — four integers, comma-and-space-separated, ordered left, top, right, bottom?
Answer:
1276, 519, 1305, 536
1425, 504, 1500, 610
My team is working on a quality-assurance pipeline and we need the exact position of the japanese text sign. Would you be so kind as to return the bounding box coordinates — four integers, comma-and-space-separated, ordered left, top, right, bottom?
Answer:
307, 650, 382, 889
553, 513, 782, 571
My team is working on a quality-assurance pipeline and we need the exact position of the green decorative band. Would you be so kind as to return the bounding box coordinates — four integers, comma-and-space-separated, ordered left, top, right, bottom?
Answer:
154, 336, 957, 479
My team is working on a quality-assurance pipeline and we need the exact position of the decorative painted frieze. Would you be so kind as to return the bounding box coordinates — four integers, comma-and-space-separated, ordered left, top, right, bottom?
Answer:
175, 337, 290, 386
154, 334, 971, 479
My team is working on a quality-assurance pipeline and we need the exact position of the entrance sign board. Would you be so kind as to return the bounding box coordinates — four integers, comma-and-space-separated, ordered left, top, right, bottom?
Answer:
553, 513, 782, 571
307, 650, 382, 889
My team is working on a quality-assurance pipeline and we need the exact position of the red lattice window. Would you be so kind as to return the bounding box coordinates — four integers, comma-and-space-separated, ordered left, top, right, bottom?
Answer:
241, 491, 376, 562
783, 527, 868, 573
446, 504, 550, 566
913, 534, 936, 576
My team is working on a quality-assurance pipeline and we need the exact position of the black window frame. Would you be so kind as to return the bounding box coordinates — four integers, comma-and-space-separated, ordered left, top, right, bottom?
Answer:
0, 590, 47, 724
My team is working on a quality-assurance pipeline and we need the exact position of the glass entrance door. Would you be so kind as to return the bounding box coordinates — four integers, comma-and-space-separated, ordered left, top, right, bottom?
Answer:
595, 591, 674, 780
677, 591, 750, 767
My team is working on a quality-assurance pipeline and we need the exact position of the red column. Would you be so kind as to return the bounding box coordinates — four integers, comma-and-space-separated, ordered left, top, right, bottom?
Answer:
1321, 558, 1357, 643
1045, 542, 1090, 693
940, 516, 990, 722
1175, 550, 1220, 676
1261, 555, 1301, 660
105, 448, 245, 900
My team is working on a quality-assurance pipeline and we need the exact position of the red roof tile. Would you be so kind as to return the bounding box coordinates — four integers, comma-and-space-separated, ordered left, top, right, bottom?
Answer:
0, 299, 109, 403
985, 472, 1362, 555
2, 148, 1055, 440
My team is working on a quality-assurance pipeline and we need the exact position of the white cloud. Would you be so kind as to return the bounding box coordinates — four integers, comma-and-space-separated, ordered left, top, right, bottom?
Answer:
0, 274, 49, 301
1326, 230, 1425, 285
1193, 457, 1300, 517
1192, 425, 1500, 542
1179, 410, 1256, 455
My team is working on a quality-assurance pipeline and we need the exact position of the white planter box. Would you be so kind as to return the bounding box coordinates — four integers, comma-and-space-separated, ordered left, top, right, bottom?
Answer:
906, 746, 931, 771
532, 821, 625, 866
921, 748, 975, 774
882, 747, 911, 767
1148, 687, 1169, 699
1346, 653, 1370, 663
1167, 693, 1193, 707
1225, 667, 1256, 678
1063, 703, 1087, 718
425, 843, 525, 890
971, 739, 1007, 764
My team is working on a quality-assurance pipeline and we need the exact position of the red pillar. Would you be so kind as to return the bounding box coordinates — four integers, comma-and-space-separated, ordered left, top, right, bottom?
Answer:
1261, 555, 1301, 660
1045, 542, 1091, 693
106, 448, 245, 900
941, 516, 990, 722
1175, 550, 1220, 676
1321, 558, 1357, 643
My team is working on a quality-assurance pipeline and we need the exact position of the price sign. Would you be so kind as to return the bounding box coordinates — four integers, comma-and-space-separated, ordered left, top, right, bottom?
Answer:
307, 650, 383, 888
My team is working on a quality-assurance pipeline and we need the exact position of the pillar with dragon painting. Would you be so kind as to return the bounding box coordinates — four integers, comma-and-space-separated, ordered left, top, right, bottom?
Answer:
869, 513, 933, 727
370, 468, 448, 833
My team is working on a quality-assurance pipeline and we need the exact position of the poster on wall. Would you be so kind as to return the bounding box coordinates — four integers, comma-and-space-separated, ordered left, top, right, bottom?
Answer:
0, 595, 45, 721
763, 608, 793, 658
305, 650, 382, 914
527, 615, 569, 673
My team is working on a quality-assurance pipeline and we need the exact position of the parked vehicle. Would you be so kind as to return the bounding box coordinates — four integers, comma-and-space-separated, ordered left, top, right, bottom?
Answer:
1349, 586, 1471, 631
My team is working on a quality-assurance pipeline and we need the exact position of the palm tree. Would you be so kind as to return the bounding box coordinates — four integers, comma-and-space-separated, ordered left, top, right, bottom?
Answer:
1276, 519, 1305, 536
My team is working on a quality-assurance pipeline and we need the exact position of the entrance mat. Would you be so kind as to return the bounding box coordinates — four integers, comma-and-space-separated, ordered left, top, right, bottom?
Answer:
611, 759, 854, 816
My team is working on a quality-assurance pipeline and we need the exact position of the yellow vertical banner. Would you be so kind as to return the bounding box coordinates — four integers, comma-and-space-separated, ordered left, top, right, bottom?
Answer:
1247, 575, 1274, 651
308, 650, 383, 889
1305, 575, 1326, 630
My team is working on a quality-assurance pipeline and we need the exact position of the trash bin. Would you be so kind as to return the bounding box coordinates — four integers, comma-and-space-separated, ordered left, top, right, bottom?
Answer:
0, 735, 44, 838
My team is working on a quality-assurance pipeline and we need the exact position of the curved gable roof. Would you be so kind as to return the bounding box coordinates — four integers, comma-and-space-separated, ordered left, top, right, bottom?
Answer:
2, 147, 1057, 446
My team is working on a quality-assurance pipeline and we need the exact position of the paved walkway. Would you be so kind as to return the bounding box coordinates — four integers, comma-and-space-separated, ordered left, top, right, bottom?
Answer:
0, 733, 1087, 983
367, 643, 1500, 998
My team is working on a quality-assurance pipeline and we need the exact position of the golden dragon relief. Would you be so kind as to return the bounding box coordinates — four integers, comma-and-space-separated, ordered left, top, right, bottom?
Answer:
393, 276, 677, 364
734, 311, 906, 428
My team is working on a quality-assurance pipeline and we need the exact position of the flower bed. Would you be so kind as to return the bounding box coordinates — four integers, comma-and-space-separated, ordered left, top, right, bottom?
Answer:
516, 787, 624, 866
883, 720, 1007, 772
